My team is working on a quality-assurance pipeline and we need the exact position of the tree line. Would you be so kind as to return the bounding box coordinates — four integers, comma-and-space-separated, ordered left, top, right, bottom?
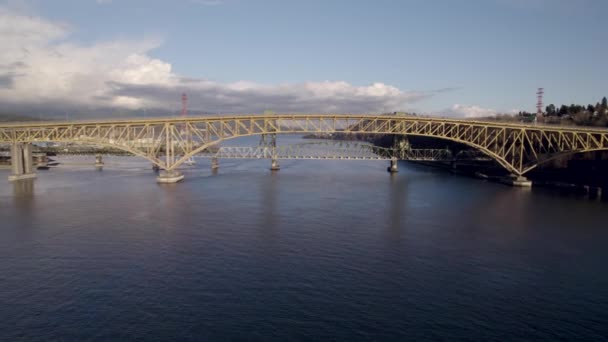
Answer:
519, 96, 608, 127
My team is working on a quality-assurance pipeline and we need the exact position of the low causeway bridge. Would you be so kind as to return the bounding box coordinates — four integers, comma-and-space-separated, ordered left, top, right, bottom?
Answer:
2, 114, 608, 185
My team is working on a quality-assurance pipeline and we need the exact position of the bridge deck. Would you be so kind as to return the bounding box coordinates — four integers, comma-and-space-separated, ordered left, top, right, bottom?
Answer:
1, 114, 607, 176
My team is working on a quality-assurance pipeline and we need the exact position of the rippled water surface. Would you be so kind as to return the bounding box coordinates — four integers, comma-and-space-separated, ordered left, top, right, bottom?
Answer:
1, 143, 608, 340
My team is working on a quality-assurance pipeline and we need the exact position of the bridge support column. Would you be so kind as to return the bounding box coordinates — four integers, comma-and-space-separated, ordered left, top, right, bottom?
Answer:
394, 135, 410, 160
585, 186, 602, 200
260, 133, 280, 171
211, 157, 219, 170
34, 154, 48, 169
10, 143, 24, 176
8, 143, 37, 181
270, 158, 280, 171
387, 157, 398, 173
95, 154, 104, 168
23, 143, 34, 175
502, 174, 532, 187
156, 170, 184, 183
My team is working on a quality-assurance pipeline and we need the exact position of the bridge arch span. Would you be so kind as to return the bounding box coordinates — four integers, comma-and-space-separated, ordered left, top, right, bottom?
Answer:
2, 114, 608, 178
521, 148, 608, 174
169, 131, 520, 175
8, 138, 165, 168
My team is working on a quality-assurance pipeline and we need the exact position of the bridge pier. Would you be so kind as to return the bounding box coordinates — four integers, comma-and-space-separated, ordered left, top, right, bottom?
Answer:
270, 158, 280, 171
95, 154, 104, 168
156, 170, 184, 183
501, 174, 532, 187
394, 135, 410, 160
8, 143, 37, 181
387, 157, 398, 173
34, 154, 48, 169
211, 157, 219, 170
585, 186, 602, 200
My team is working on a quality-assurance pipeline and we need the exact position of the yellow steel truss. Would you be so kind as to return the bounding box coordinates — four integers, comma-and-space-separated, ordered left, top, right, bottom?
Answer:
1, 114, 608, 175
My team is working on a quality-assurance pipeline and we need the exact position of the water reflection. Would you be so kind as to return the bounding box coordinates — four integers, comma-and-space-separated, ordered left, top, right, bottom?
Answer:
8, 179, 36, 230
386, 171, 407, 244
475, 183, 534, 232
12, 179, 35, 213
1, 153, 608, 341
12, 178, 35, 198
259, 171, 279, 241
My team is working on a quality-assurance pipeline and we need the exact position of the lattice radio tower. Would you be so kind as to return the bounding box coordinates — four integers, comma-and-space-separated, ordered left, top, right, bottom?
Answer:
180, 92, 196, 164
181, 93, 188, 117
536, 88, 544, 115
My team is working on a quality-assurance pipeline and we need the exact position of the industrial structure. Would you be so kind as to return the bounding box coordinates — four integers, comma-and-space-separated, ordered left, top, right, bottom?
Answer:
537, 88, 544, 115
2, 114, 608, 185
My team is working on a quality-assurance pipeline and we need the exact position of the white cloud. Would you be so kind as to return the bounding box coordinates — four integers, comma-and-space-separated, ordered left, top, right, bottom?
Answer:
446, 104, 498, 118
105, 78, 435, 114
0, 7, 440, 116
441, 104, 520, 118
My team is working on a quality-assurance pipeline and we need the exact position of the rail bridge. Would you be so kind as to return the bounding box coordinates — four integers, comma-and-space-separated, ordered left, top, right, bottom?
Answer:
197, 141, 459, 161
2, 114, 608, 184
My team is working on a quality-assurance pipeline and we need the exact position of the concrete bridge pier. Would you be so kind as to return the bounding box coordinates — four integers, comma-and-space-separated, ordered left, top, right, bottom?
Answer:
8, 143, 37, 181
270, 158, 280, 171
95, 154, 104, 168
501, 174, 532, 187
211, 157, 219, 170
394, 135, 410, 160
585, 186, 602, 200
450, 161, 458, 171
34, 154, 48, 169
156, 170, 184, 183
387, 157, 398, 173
594, 187, 603, 200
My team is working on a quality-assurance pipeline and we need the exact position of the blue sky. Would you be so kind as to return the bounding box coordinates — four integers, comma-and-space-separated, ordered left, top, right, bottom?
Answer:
0, 0, 606, 117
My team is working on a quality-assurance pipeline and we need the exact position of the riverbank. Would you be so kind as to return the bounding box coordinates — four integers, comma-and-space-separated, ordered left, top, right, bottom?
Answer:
409, 159, 606, 200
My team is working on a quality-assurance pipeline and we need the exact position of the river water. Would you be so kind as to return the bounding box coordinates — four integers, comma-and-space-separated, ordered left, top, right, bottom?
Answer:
1, 137, 607, 341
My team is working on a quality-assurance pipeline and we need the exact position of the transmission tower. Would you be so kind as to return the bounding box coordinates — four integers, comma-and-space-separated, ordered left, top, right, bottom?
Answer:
181, 93, 188, 117
536, 88, 544, 115
179, 93, 195, 164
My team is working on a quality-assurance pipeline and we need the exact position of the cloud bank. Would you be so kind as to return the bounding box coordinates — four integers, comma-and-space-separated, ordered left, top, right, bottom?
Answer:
445, 104, 498, 118
0, 7, 441, 117
442, 104, 519, 118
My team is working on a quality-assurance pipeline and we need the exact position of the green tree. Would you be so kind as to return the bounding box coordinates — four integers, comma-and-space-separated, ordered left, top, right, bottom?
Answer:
545, 104, 556, 116
573, 111, 592, 126
558, 105, 568, 116
602, 97, 608, 111
569, 104, 584, 114
587, 104, 595, 113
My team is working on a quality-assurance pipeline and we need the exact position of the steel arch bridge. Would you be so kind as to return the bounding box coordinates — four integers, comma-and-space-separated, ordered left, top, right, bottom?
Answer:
2, 114, 608, 178
197, 141, 456, 161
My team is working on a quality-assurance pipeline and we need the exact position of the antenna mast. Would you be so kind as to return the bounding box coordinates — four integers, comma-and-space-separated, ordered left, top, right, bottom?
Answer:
536, 88, 544, 115
181, 93, 188, 117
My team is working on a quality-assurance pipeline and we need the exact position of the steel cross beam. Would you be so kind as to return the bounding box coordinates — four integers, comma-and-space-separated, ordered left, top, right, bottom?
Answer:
2, 114, 608, 176
199, 141, 460, 161
199, 144, 455, 161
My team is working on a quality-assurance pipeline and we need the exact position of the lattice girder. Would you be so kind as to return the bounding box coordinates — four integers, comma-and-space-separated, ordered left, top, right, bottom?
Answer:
2, 115, 608, 175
